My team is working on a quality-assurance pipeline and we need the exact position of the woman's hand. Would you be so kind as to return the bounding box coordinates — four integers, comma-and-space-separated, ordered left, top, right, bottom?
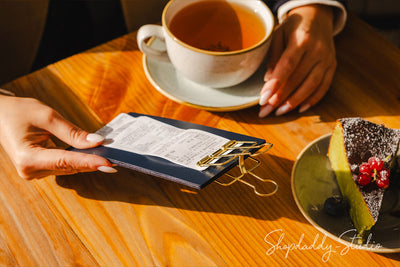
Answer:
0, 95, 117, 179
259, 4, 336, 117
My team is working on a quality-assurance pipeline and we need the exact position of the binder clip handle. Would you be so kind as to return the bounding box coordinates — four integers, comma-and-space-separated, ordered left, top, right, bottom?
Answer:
197, 140, 277, 197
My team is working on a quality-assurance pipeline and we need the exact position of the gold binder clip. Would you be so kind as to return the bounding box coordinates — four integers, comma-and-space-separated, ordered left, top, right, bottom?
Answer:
197, 140, 278, 197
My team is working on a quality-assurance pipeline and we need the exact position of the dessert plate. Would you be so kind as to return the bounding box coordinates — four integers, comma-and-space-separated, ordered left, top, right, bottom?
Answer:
142, 38, 264, 111
292, 134, 400, 253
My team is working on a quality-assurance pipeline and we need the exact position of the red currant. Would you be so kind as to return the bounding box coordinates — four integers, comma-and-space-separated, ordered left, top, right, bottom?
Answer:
359, 162, 371, 174
379, 168, 390, 180
376, 176, 390, 189
357, 173, 371, 186
368, 157, 383, 171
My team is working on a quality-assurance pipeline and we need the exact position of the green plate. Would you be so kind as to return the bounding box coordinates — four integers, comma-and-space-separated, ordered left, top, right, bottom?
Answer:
291, 134, 400, 253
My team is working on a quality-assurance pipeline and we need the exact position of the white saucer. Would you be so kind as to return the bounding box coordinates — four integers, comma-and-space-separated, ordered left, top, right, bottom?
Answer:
142, 38, 265, 112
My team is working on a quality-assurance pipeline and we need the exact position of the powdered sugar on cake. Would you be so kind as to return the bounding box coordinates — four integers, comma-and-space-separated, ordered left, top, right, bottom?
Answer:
339, 117, 400, 221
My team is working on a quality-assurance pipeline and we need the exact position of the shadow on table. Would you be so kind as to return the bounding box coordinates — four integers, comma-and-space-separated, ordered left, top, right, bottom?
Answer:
213, 88, 400, 126
379, 253, 400, 262
56, 153, 301, 222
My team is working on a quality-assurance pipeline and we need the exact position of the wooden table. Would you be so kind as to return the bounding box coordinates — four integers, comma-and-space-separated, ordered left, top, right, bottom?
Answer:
1, 14, 400, 266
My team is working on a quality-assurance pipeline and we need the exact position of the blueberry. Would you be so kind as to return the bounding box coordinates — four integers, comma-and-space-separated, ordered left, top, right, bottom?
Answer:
324, 196, 348, 217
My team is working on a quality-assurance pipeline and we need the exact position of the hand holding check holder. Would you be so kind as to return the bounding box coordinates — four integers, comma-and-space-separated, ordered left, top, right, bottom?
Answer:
71, 113, 277, 197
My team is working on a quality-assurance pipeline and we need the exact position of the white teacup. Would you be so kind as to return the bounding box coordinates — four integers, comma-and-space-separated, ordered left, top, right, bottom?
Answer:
137, 0, 274, 88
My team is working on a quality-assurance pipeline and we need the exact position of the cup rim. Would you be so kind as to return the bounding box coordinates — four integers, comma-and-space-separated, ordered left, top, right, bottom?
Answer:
162, 0, 275, 56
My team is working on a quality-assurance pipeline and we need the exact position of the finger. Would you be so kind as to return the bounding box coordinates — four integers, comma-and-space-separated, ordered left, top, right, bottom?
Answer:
259, 28, 286, 107
21, 169, 79, 180
264, 27, 285, 82
260, 54, 313, 115
275, 62, 332, 116
19, 148, 116, 179
34, 109, 104, 149
267, 41, 305, 90
258, 103, 275, 118
265, 57, 315, 109
268, 52, 321, 106
259, 79, 279, 106
260, 43, 305, 109
299, 64, 336, 113
270, 54, 322, 108
27, 165, 118, 180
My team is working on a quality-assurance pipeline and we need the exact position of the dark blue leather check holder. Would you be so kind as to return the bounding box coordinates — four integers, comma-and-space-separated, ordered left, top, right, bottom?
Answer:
70, 113, 266, 189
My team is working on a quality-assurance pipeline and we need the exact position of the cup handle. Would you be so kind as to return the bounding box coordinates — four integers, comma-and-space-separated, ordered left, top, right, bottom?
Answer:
137, 24, 169, 61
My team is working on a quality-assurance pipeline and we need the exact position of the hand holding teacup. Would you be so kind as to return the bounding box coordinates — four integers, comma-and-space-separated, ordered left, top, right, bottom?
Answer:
258, 4, 337, 117
138, 0, 339, 117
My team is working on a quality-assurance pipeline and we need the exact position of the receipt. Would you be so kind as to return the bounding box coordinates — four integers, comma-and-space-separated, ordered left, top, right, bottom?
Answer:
96, 113, 229, 170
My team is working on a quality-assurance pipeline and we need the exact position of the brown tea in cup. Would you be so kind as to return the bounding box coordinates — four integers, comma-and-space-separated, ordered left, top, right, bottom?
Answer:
169, 0, 266, 52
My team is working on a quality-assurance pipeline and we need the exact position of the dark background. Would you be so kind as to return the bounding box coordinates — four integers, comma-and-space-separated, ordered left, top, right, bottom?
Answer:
31, 1, 400, 73
349, 0, 400, 47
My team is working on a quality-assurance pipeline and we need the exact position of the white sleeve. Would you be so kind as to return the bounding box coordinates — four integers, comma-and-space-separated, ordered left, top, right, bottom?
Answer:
276, 0, 347, 36
0, 88, 15, 96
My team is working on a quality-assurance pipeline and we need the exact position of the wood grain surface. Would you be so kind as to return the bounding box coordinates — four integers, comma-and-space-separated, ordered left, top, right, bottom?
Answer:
1, 14, 400, 266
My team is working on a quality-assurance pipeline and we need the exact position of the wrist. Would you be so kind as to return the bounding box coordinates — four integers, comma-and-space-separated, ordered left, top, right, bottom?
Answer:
288, 4, 334, 33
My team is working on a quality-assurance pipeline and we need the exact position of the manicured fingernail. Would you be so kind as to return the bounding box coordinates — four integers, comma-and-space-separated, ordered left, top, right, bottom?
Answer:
98, 166, 118, 173
275, 103, 291, 116
299, 104, 311, 113
259, 90, 273, 106
86, 133, 104, 143
258, 105, 274, 118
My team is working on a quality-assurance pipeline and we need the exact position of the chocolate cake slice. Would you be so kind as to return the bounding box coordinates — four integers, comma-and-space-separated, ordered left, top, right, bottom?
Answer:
328, 118, 400, 240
